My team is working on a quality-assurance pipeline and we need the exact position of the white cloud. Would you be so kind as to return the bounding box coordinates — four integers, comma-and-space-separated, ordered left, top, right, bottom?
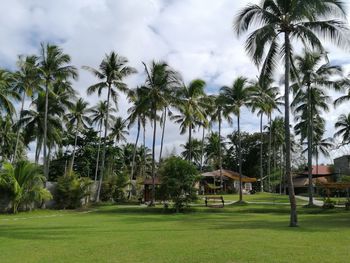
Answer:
1, 0, 350, 165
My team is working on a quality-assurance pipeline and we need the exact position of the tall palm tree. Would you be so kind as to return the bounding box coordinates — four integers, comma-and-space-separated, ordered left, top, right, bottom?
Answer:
110, 117, 129, 145
0, 69, 19, 116
90, 101, 116, 182
234, 0, 349, 226
39, 43, 78, 180
221, 77, 253, 202
334, 114, 350, 145
291, 50, 340, 205
204, 132, 226, 171
251, 76, 281, 192
313, 137, 333, 172
172, 79, 206, 162
84, 52, 136, 202
181, 138, 202, 166
0, 115, 17, 161
12, 55, 41, 163
142, 61, 180, 205
66, 98, 91, 173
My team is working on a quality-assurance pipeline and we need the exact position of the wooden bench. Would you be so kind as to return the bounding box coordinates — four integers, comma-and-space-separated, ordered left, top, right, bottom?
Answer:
205, 196, 224, 208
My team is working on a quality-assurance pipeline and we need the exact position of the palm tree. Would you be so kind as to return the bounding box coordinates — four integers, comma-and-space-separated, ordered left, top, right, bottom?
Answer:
12, 55, 41, 163
221, 77, 253, 202
39, 43, 78, 180
334, 114, 350, 145
66, 98, 91, 173
110, 117, 129, 145
291, 50, 340, 205
0, 161, 52, 213
181, 139, 202, 166
84, 52, 136, 202
234, 0, 349, 227
142, 61, 180, 205
313, 137, 333, 172
0, 69, 19, 116
0, 115, 17, 161
90, 101, 116, 182
172, 79, 206, 162
205, 132, 226, 171
251, 76, 281, 192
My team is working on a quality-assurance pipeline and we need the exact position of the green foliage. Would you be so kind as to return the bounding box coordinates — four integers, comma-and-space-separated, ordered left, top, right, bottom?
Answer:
159, 157, 198, 212
100, 171, 129, 202
322, 198, 336, 209
54, 172, 92, 209
0, 161, 51, 213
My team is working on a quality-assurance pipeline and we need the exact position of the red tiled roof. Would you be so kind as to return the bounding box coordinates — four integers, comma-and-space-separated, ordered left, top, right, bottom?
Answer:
299, 165, 333, 176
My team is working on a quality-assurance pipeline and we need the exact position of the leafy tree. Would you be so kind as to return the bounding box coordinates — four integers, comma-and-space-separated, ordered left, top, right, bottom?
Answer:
158, 157, 198, 212
0, 161, 52, 213
234, 0, 349, 227
84, 52, 136, 202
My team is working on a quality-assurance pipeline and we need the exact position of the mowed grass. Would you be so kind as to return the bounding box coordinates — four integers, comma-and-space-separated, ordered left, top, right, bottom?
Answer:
1, 194, 350, 263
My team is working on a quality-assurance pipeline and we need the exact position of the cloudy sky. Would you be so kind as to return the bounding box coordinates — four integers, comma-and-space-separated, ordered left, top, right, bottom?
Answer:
1, 0, 350, 164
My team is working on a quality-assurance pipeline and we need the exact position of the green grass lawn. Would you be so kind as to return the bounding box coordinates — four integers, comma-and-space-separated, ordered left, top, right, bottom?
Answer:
1, 195, 350, 262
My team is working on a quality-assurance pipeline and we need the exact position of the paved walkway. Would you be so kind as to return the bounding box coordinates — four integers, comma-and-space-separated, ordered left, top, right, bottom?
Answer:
295, 196, 324, 206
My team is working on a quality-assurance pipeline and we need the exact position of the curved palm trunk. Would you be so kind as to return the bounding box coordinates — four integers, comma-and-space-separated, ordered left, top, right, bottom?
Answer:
260, 113, 264, 192
94, 121, 103, 182
151, 108, 157, 205
35, 139, 41, 164
159, 108, 167, 162
219, 113, 223, 189
13, 91, 26, 163
284, 32, 298, 226
238, 114, 243, 202
43, 80, 49, 179
130, 119, 141, 195
200, 126, 205, 171
96, 83, 112, 202
268, 115, 272, 192
70, 124, 79, 173
307, 84, 314, 206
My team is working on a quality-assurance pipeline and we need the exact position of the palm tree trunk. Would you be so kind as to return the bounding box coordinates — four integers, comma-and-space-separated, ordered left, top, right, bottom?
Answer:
94, 121, 102, 182
13, 91, 26, 163
35, 138, 41, 164
307, 84, 314, 206
70, 124, 79, 173
142, 122, 146, 178
200, 126, 205, 171
96, 83, 112, 202
238, 114, 243, 202
151, 107, 157, 205
43, 80, 49, 179
284, 32, 298, 227
159, 108, 166, 162
279, 146, 283, 194
188, 126, 192, 162
219, 113, 223, 189
268, 115, 272, 192
260, 113, 264, 192
131, 119, 141, 182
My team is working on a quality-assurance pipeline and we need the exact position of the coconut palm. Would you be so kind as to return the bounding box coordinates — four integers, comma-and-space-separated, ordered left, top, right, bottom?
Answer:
84, 52, 136, 202
0, 161, 52, 213
220, 77, 253, 202
90, 101, 116, 182
251, 76, 281, 192
334, 114, 350, 145
0, 115, 17, 161
291, 50, 340, 205
110, 117, 129, 145
234, 0, 349, 226
205, 132, 226, 171
39, 43, 78, 180
0, 69, 19, 116
181, 138, 202, 166
12, 55, 41, 163
66, 98, 91, 173
172, 79, 206, 162
142, 61, 180, 205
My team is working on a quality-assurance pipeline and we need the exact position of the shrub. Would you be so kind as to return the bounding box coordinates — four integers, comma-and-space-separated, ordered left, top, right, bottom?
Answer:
159, 157, 198, 212
54, 172, 92, 209
322, 197, 335, 209
100, 171, 129, 202
0, 161, 52, 213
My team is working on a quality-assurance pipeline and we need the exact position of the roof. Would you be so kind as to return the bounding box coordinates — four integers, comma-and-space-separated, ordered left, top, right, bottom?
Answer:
143, 177, 161, 185
298, 165, 334, 177
202, 169, 257, 183
293, 176, 329, 188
